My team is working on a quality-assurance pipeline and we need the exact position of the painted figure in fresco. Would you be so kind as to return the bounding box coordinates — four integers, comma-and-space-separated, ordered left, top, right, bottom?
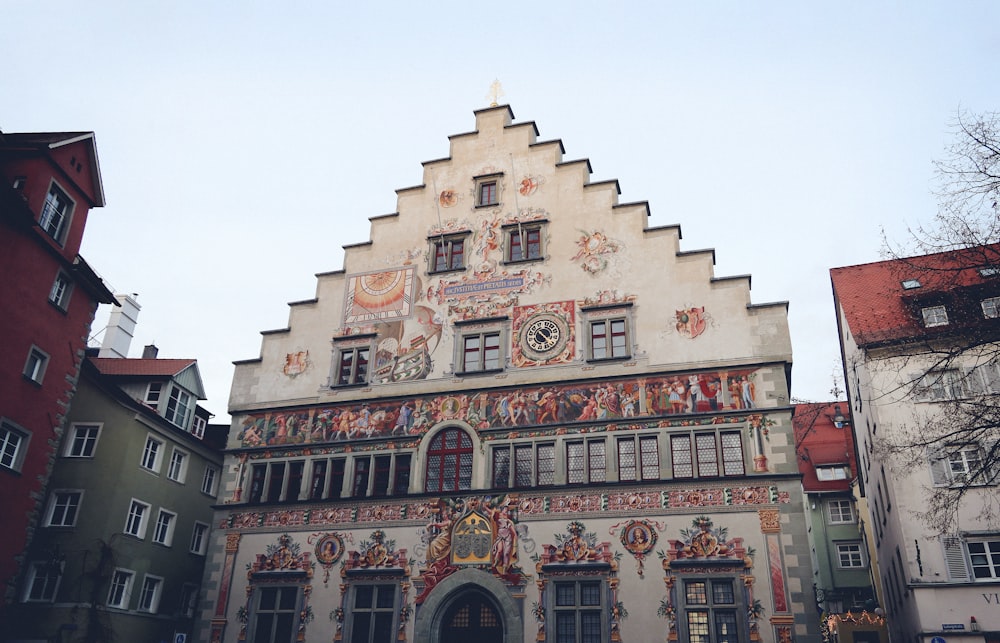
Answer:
356, 404, 372, 437
729, 378, 744, 409
410, 400, 432, 433
490, 504, 517, 576
494, 394, 512, 426
687, 376, 702, 412
334, 408, 355, 440
510, 391, 530, 425
536, 388, 559, 424
669, 381, 685, 414
574, 394, 595, 421
240, 418, 263, 446
741, 376, 755, 409
392, 401, 412, 436
426, 504, 455, 563
621, 389, 636, 417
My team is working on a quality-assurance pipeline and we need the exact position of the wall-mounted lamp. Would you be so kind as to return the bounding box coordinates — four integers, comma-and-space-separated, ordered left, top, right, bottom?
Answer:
832, 405, 848, 429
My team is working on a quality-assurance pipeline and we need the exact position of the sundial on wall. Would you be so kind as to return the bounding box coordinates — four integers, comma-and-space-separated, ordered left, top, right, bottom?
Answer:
344, 267, 414, 324
519, 312, 569, 362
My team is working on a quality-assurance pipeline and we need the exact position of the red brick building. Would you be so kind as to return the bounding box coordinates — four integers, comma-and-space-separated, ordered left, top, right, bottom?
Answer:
0, 132, 115, 608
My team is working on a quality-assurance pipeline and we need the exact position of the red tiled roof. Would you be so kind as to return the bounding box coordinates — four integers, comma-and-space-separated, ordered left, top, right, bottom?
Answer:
830, 244, 1000, 346
89, 357, 196, 377
793, 402, 856, 493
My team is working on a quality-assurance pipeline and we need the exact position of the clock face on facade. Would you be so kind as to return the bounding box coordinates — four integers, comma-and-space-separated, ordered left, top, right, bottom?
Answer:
519, 313, 570, 361
526, 318, 560, 351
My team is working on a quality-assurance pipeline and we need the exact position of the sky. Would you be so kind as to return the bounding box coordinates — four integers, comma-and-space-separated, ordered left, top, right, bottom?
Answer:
4, 2, 998, 423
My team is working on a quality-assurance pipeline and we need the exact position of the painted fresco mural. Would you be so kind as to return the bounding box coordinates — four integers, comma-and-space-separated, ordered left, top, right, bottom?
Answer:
533, 521, 624, 642
614, 518, 663, 577
413, 495, 525, 604
572, 230, 624, 275
657, 516, 762, 642
236, 368, 761, 448
236, 534, 315, 643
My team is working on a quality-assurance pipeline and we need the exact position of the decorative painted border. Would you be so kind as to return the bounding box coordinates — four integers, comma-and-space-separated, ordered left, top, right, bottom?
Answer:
221, 486, 791, 531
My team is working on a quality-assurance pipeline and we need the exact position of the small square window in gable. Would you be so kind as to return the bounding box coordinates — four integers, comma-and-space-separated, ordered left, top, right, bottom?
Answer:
330, 334, 376, 388
475, 174, 502, 208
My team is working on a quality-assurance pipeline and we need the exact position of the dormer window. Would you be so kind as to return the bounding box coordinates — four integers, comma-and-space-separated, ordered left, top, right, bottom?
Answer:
901, 279, 921, 290
39, 183, 73, 245
982, 296, 1000, 319
921, 305, 949, 328
165, 386, 193, 429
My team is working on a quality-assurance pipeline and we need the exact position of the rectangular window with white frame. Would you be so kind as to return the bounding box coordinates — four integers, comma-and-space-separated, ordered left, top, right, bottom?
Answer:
49, 271, 73, 310
921, 305, 949, 327
165, 386, 193, 429
190, 521, 209, 555
826, 499, 856, 524
23, 561, 63, 603
930, 445, 989, 486
23, 346, 49, 384
1, 419, 30, 472
167, 448, 188, 483
65, 423, 101, 457
138, 574, 163, 613
202, 466, 218, 496
983, 296, 1000, 319
124, 499, 150, 538
153, 509, 176, 546
40, 182, 74, 244
107, 568, 134, 609
192, 414, 207, 439
836, 542, 866, 568
45, 490, 83, 527
145, 382, 163, 408
140, 435, 163, 472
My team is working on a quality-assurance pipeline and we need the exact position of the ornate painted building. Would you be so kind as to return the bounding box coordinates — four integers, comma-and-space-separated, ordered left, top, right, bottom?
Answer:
197, 105, 819, 643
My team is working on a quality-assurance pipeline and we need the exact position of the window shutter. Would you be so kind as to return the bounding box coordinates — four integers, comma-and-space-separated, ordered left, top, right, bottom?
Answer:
927, 448, 950, 486
940, 535, 971, 581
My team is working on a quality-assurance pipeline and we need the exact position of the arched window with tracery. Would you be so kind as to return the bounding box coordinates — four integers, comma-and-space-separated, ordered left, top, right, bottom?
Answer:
425, 427, 473, 493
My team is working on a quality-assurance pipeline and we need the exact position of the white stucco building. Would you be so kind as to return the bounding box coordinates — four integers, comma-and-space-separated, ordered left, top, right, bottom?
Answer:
831, 246, 1000, 643
196, 104, 819, 643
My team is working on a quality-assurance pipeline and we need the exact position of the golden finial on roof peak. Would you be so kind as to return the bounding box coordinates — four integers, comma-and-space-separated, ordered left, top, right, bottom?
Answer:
486, 79, 504, 108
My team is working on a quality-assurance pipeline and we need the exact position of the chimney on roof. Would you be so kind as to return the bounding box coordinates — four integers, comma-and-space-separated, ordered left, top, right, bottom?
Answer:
99, 293, 140, 358
142, 344, 159, 359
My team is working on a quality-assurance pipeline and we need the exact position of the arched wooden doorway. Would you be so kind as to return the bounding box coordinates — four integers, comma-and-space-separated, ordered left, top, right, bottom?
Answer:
413, 568, 523, 643
440, 591, 503, 643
